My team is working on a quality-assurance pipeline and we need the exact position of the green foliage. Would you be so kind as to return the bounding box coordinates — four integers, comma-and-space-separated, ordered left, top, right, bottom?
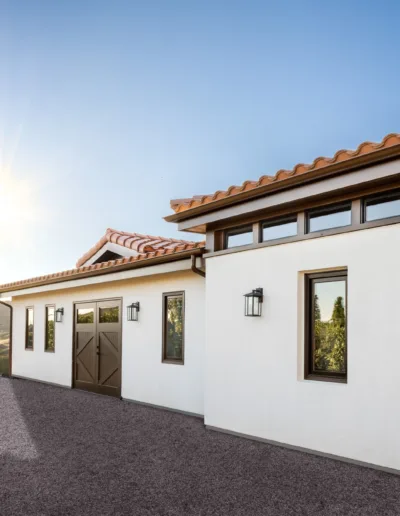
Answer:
314, 295, 346, 373
0, 355, 9, 375
0, 334, 9, 375
314, 294, 321, 321
77, 311, 94, 324
99, 307, 119, 323
46, 321, 55, 352
27, 325, 34, 349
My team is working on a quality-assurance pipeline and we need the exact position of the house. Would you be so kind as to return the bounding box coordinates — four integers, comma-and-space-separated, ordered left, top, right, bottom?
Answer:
1, 132, 400, 472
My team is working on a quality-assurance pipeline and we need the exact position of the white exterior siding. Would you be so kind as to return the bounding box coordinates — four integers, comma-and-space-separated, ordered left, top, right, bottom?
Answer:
205, 223, 400, 470
11, 270, 205, 415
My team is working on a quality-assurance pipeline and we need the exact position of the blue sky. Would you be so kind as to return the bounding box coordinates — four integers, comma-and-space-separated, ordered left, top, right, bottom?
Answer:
0, 0, 398, 283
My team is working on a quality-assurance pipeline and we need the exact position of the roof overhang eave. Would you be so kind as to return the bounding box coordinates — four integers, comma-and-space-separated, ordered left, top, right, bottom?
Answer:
164, 145, 400, 225
0, 248, 205, 295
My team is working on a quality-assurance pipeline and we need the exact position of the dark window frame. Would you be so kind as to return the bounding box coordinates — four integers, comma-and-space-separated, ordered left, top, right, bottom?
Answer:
261, 215, 298, 242
162, 291, 185, 365
25, 307, 34, 351
306, 202, 352, 234
304, 271, 348, 383
45, 305, 55, 353
224, 225, 253, 249
362, 189, 400, 223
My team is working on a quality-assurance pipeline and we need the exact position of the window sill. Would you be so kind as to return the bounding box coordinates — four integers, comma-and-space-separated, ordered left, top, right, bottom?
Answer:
305, 374, 347, 384
162, 359, 184, 366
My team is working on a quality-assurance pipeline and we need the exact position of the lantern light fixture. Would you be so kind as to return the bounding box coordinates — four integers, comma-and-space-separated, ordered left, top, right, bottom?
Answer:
55, 308, 64, 323
127, 302, 140, 322
244, 288, 263, 317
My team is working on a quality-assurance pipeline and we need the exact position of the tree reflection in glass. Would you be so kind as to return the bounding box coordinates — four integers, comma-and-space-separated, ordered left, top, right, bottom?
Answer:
313, 280, 346, 374
45, 306, 55, 352
166, 295, 183, 360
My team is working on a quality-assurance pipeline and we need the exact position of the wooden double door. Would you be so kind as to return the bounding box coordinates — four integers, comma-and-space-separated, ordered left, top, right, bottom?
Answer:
74, 299, 122, 397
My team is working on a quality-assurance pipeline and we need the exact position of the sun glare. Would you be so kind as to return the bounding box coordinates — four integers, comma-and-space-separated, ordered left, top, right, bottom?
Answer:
0, 168, 41, 247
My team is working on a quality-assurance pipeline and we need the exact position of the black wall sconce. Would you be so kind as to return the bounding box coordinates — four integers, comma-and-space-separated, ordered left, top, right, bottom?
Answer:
127, 302, 140, 321
244, 288, 263, 317
55, 308, 64, 323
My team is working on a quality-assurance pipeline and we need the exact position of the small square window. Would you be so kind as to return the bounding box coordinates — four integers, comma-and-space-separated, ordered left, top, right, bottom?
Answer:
307, 204, 351, 233
262, 217, 297, 242
225, 226, 253, 249
77, 308, 94, 324
364, 191, 400, 222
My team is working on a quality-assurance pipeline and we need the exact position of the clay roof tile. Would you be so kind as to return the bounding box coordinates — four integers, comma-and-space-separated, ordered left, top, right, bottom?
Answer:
170, 133, 400, 214
75, 228, 203, 268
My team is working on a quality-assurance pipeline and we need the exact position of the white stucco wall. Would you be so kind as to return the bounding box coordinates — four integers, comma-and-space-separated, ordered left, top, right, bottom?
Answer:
11, 270, 205, 415
205, 223, 400, 471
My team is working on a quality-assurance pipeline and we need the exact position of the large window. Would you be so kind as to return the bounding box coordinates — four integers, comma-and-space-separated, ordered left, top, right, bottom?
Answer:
162, 292, 184, 364
262, 217, 297, 241
305, 271, 347, 382
225, 226, 253, 248
25, 307, 34, 350
45, 306, 55, 352
364, 191, 400, 222
307, 204, 351, 233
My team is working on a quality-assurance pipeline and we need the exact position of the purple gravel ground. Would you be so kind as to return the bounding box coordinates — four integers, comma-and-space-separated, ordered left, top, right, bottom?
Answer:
0, 377, 400, 516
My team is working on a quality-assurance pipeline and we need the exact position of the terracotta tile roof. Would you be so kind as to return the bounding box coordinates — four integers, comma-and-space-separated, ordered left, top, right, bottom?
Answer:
0, 241, 205, 293
170, 133, 400, 214
76, 228, 203, 267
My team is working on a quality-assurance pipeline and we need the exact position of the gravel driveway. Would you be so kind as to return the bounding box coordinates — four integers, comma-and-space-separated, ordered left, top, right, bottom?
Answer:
0, 376, 399, 516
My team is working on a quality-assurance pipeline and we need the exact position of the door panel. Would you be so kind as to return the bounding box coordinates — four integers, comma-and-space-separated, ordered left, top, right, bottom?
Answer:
76, 332, 96, 383
74, 299, 122, 397
97, 300, 121, 396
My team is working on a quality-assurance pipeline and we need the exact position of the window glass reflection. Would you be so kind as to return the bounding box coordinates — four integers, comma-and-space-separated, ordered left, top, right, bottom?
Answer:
309, 207, 351, 232
226, 229, 253, 248
312, 279, 346, 374
263, 220, 297, 241
77, 309, 94, 324
99, 307, 119, 323
165, 295, 183, 360
365, 196, 400, 222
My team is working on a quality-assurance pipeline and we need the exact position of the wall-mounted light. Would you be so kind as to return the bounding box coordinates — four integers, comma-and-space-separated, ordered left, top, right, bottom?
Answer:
55, 308, 64, 323
127, 302, 140, 322
244, 288, 263, 317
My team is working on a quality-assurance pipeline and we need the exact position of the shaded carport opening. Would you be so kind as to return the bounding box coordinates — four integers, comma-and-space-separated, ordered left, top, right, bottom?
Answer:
0, 302, 11, 376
